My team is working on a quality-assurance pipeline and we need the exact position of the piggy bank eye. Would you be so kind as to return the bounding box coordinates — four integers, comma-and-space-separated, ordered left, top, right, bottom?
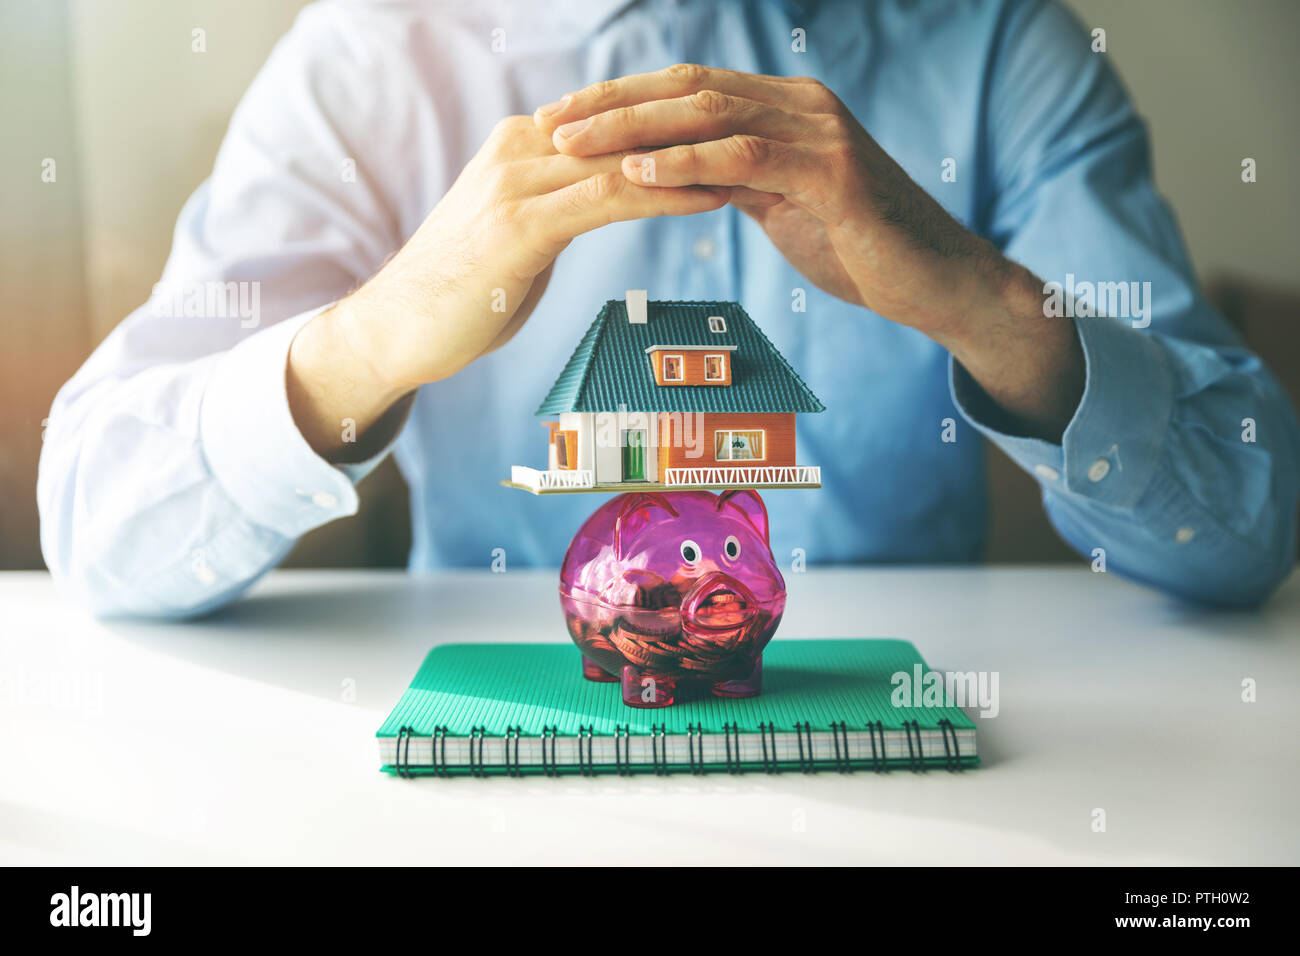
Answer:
680, 539, 702, 565
723, 535, 742, 561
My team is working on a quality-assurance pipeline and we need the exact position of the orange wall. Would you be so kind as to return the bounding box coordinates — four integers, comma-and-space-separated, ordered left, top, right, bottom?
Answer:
648, 349, 732, 386
657, 412, 795, 472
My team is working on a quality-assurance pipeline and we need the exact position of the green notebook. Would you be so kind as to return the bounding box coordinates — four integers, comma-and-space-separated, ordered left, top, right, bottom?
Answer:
377, 639, 979, 776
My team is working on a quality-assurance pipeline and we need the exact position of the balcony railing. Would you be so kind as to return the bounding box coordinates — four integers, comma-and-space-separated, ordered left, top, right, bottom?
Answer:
510, 466, 594, 492
664, 466, 822, 487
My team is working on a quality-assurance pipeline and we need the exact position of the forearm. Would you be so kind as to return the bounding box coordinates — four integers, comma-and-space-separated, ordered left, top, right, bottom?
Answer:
1044, 470, 1297, 609
38, 360, 295, 617
951, 308, 1300, 607
939, 251, 1085, 445
286, 300, 415, 463
40, 314, 378, 617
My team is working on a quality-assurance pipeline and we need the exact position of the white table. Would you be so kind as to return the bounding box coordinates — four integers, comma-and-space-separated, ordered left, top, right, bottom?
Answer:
1, 566, 1296, 865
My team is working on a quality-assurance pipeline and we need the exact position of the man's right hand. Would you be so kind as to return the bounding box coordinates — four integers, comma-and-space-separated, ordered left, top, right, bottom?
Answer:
286, 115, 729, 460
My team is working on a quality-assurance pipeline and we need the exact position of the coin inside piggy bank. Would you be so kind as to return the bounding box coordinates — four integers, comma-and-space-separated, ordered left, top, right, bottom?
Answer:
560, 489, 786, 708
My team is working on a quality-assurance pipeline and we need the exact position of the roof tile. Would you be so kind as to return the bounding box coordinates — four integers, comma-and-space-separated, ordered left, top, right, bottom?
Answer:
536, 300, 825, 414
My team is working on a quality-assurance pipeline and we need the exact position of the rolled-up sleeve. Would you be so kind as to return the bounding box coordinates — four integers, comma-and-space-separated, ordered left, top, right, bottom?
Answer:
200, 310, 367, 540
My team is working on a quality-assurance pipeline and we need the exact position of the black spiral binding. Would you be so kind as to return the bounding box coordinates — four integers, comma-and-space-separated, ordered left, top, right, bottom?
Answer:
431, 726, 449, 777
651, 724, 668, 776
541, 726, 559, 777
723, 722, 741, 774
394, 717, 943, 777
830, 721, 851, 773
903, 720, 924, 772
937, 718, 962, 772
866, 720, 886, 772
577, 726, 595, 776
795, 721, 815, 773
686, 724, 705, 774
614, 725, 631, 776
504, 726, 522, 777
469, 726, 488, 777
395, 726, 412, 779
758, 722, 779, 773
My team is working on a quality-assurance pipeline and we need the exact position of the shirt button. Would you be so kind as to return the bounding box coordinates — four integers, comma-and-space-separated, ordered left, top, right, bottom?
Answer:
312, 491, 339, 509
1034, 464, 1060, 481
1086, 458, 1110, 482
1174, 526, 1195, 544
191, 553, 216, 586
692, 236, 716, 261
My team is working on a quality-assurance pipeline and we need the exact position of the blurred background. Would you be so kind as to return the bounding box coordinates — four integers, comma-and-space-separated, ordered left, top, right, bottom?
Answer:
2, 0, 1298, 571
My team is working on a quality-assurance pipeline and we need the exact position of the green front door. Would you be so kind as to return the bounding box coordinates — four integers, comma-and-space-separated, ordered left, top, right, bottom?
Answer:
622, 429, 647, 481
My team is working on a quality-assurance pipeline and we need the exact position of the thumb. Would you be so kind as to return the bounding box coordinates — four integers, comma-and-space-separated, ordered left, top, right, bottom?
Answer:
728, 186, 785, 215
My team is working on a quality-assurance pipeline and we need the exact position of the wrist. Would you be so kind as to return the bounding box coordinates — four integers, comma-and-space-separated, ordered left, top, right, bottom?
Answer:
936, 245, 1040, 355
942, 253, 1085, 442
324, 291, 420, 398
287, 301, 411, 459
940, 249, 1050, 372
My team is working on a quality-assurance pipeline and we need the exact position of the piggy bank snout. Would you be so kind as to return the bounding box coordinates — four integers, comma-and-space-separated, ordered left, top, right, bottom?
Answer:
681, 571, 757, 630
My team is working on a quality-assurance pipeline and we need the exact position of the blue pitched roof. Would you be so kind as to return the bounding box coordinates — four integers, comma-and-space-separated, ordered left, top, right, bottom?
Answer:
536, 300, 825, 414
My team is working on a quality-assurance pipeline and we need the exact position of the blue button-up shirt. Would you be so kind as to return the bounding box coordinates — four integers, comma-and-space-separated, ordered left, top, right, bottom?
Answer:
37, 0, 1300, 615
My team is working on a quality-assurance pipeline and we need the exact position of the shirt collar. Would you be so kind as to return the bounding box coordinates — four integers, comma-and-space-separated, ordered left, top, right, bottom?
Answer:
563, 0, 815, 29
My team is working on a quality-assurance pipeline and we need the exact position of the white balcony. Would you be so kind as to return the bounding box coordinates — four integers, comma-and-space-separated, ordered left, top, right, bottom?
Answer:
664, 466, 822, 487
510, 466, 594, 492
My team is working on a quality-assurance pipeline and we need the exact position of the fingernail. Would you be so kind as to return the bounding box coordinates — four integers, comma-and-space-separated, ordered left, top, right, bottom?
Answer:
536, 96, 569, 117
555, 117, 592, 138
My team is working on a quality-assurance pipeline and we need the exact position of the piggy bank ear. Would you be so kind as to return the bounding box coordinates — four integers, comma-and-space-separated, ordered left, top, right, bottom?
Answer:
717, 490, 770, 544
614, 492, 680, 560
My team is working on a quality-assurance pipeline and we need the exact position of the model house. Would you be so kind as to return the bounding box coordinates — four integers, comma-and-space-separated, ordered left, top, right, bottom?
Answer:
507, 291, 824, 494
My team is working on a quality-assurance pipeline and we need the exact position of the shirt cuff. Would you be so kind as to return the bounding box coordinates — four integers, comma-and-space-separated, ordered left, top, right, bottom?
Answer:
199, 307, 390, 538
950, 315, 1174, 509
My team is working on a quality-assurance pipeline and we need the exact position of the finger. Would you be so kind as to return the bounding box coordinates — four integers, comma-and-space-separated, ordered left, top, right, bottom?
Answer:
484, 114, 563, 162
535, 63, 835, 130
511, 151, 636, 194
526, 172, 731, 241
551, 92, 807, 157
619, 137, 817, 202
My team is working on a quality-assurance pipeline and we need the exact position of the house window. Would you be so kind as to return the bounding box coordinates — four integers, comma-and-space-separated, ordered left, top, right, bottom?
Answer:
708, 316, 727, 333
662, 354, 684, 381
704, 354, 725, 381
554, 430, 577, 469
715, 429, 765, 461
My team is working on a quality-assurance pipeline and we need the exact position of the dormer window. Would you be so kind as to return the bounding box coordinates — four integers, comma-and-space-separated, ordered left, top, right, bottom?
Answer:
708, 316, 727, 333
648, 344, 735, 385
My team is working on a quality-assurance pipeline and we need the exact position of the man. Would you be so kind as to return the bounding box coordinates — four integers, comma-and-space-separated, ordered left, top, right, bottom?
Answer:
37, 0, 1299, 616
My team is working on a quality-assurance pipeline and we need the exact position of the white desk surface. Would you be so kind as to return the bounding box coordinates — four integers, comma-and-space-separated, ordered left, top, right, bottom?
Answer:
1, 566, 1297, 866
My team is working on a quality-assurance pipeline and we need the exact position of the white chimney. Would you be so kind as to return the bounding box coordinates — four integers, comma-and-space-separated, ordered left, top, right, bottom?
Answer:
626, 289, 648, 324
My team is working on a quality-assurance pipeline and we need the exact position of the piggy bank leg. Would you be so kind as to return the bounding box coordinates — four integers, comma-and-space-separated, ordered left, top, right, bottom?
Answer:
621, 666, 675, 708
711, 655, 763, 699
581, 656, 619, 682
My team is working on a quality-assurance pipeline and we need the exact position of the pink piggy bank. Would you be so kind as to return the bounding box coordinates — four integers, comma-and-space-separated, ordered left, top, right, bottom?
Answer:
560, 490, 786, 708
